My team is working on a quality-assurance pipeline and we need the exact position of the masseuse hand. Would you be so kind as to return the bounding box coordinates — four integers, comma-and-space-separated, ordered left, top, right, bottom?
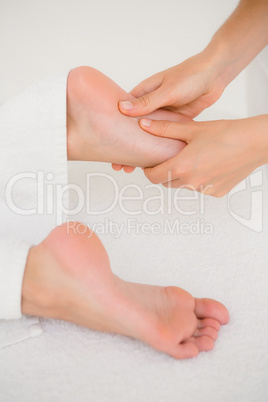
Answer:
113, 50, 222, 173
119, 50, 224, 119
138, 115, 268, 197
115, 0, 268, 182
119, 0, 268, 120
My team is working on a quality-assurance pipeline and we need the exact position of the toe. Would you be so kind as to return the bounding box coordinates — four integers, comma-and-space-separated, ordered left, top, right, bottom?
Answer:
194, 298, 229, 325
197, 318, 221, 331
112, 164, 123, 171
123, 166, 136, 173
188, 335, 215, 352
193, 326, 218, 341
170, 341, 199, 360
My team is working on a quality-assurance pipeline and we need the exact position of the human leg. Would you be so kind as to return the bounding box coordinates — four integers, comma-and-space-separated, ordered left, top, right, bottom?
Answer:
22, 222, 229, 359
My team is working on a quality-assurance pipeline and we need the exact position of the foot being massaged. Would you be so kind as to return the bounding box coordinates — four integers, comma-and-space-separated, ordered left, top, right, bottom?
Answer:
20, 66, 229, 360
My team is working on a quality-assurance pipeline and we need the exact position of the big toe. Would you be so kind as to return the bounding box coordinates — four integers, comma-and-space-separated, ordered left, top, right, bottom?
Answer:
194, 298, 229, 325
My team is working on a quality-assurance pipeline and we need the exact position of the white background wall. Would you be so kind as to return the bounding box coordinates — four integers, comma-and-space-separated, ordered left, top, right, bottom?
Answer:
1, 0, 246, 119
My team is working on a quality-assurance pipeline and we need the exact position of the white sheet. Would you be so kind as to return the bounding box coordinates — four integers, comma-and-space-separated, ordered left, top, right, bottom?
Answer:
0, 47, 267, 402
0, 158, 267, 402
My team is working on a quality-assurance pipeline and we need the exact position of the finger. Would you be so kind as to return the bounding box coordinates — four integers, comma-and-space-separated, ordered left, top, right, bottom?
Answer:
147, 109, 192, 124
144, 156, 179, 185
176, 98, 210, 119
112, 164, 123, 171
144, 144, 191, 186
139, 119, 194, 143
162, 180, 193, 189
162, 180, 181, 188
119, 88, 170, 117
194, 298, 229, 325
193, 327, 218, 341
176, 90, 224, 118
129, 73, 163, 98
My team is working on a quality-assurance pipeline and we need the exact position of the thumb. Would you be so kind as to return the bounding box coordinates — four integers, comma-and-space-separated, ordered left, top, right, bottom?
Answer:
119, 88, 168, 117
130, 73, 162, 98
139, 119, 194, 143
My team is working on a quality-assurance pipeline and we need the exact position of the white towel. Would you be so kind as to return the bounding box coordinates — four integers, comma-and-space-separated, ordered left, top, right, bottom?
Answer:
0, 70, 69, 344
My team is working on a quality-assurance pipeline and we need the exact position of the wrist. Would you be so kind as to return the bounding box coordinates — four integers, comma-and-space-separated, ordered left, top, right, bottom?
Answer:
199, 44, 230, 91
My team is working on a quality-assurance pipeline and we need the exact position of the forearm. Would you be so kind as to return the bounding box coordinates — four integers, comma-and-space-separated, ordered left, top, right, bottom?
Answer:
204, 0, 268, 88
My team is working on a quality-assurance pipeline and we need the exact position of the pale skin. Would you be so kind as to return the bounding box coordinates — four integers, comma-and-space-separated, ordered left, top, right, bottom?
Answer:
118, 0, 268, 196
67, 67, 189, 167
22, 67, 229, 359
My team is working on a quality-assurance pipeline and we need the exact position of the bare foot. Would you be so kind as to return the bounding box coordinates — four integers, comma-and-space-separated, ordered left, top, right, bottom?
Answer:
67, 66, 190, 167
22, 222, 229, 359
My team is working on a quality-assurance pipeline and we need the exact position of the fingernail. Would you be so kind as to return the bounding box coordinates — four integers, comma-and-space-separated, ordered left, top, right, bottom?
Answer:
119, 101, 133, 110
140, 118, 152, 127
